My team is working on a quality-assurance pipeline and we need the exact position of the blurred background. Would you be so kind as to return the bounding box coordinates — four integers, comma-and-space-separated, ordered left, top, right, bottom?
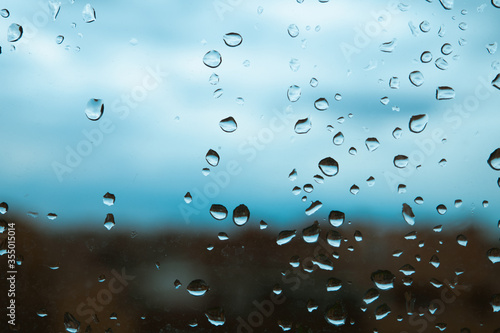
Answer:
0, 0, 499, 331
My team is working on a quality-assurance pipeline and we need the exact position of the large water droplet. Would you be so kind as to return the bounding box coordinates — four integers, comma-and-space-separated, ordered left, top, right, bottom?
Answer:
223, 32, 242, 47
208, 205, 228, 222
487, 148, 500, 170
277, 230, 296, 245
402, 203, 415, 225
302, 221, 320, 243
294, 118, 311, 134
305, 201, 322, 216
436, 86, 455, 100
421, 51, 433, 63
104, 213, 115, 230
394, 155, 409, 168
371, 270, 395, 290
439, 0, 453, 10
64, 312, 81, 333
409, 71, 424, 86
287, 85, 301, 102
233, 204, 250, 226
187, 279, 209, 296
314, 98, 329, 111
319, 157, 339, 177
333, 132, 344, 146
7, 24, 23, 42
203, 50, 222, 68
327, 278, 343, 291
363, 288, 380, 304
219, 117, 237, 133
327, 230, 342, 247
206, 149, 220, 167
103, 192, 115, 206
85, 99, 104, 121
493, 0, 500, 8
409, 114, 429, 133
488, 248, 500, 263
205, 307, 225, 326
82, 4, 96, 23
375, 304, 391, 320
329, 210, 345, 227
287, 24, 299, 37
325, 302, 347, 326
365, 138, 380, 151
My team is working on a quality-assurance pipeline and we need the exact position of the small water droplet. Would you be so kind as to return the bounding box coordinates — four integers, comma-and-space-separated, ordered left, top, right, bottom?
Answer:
409, 71, 424, 87
375, 304, 391, 320
0, 9, 10, 18
289, 58, 300, 72
233, 204, 250, 226
305, 201, 322, 216
333, 132, 344, 146
421, 51, 433, 63
436, 86, 455, 100
277, 230, 296, 245
402, 203, 415, 225
205, 307, 225, 326
456, 234, 468, 246
294, 118, 311, 134
393, 127, 403, 139
314, 98, 329, 111
329, 210, 345, 227
7, 24, 23, 42
389, 77, 400, 89
85, 99, 104, 121
380, 96, 390, 105
303, 221, 320, 243
187, 279, 209, 296
394, 155, 409, 168
420, 20, 431, 32
219, 117, 237, 133
0, 202, 8, 215
371, 270, 395, 290
487, 42, 498, 54
209, 204, 227, 220
223, 32, 242, 47
82, 4, 96, 23
379, 39, 397, 52
435, 57, 449, 70
213, 88, 223, 98
487, 148, 500, 170
350, 185, 360, 195
64, 312, 81, 333
327, 277, 343, 292
310, 77, 318, 87
409, 114, 429, 133
104, 213, 115, 230
288, 169, 297, 181
103, 192, 115, 206
439, 0, 454, 10
209, 73, 219, 85
287, 85, 301, 102
319, 157, 339, 176
48, 1, 61, 20
487, 248, 500, 263
288, 24, 299, 37
206, 149, 220, 167
324, 302, 347, 326
56, 35, 64, 44
203, 50, 222, 68
365, 138, 380, 151
363, 288, 380, 304
441, 43, 453, 55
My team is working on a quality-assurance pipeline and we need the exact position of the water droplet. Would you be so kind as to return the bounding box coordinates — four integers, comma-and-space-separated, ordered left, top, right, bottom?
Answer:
348, 147, 357, 155
56, 35, 64, 44
303, 184, 314, 193
82, 4, 96, 23
488, 248, 500, 263
219, 117, 237, 133
287, 85, 301, 102
294, 118, 311, 134
380, 96, 390, 105
371, 270, 395, 290
487, 42, 498, 54
458, 22, 468, 30
233, 204, 250, 226
421, 51, 433, 63
363, 288, 380, 304
0, 9, 10, 18
436, 204, 447, 215
7, 24, 23, 42
48, 1, 61, 20
64, 312, 81, 333
319, 157, 339, 176
289, 58, 300, 72
399, 264, 416, 275
277, 230, 296, 245
379, 39, 397, 52
389, 77, 400, 89
487, 148, 500, 170
187, 279, 209, 296
409, 71, 424, 87
456, 234, 467, 246
327, 278, 343, 291
206, 149, 220, 167
218, 232, 229, 240
329, 210, 345, 227
47, 213, 57, 220
260, 220, 268, 230
209, 73, 219, 85
307, 299, 318, 312
367, 176, 375, 186
223, 32, 242, 47
327, 230, 342, 247
213, 88, 223, 98
419, 20, 431, 32
394, 155, 409, 168
205, 307, 225, 326
288, 169, 297, 181
430, 255, 440, 268
409, 114, 429, 133
325, 302, 347, 326
0, 202, 8, 215
441, 43, 453, 55
365, 138, 380, 151
350, 185, 360, 195
202, 168, 210, 176
203, 50, 222, 68
490, 294, 500, 312
209, 204, 227, 220
85, 99, 104, 121
493, 0, 500, 8
402, 203, 415, 225
333, 132, 344, 146
104, 213, 115, 230
415, 196, 424, 204
314, 98, 329, 111
310, 77, 318, 87
393, 127, 403, 139
435, 57, 449, 70
375, 304, 391, 320
303, 221, 320, 243
439, 0, 453, 10
305, 201, 322, 216
103, 192, 115, 206
436, 86, 455, 100
287, 24, 299, 38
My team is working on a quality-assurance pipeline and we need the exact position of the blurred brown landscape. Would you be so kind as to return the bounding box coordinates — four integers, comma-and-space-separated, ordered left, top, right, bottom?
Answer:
1, 214, 499, 333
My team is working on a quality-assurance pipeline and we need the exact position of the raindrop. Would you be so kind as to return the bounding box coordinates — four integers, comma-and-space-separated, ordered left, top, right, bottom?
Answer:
437, 204, 447, 215
82, 4, 96, 23
394, 155, 409, 168
85, 99, 104, 121
288, 24, 299, 37
379, 39, 397, 52
380, 96, 390, 105
307, 299, 318, 312
439, 0, 453, 10
277, 230, 296, 245
493, 0, 500, 8
493, 74, 500, 89
289, 58, 300, 72
303, 221, 320, 243
458, 22, 468, 30
47, 213, 57, 220
371, 270, 395, 290
314, 98, 329, 111
409, 114, 429, 133
64, 312, 81, 333
233, 204, 250, 226
327, 278, 343, 291
393, 127, 403, 139
202, 168, 210, 176
456, 234, 468, 246
329, 210, 345, 227
436, 86, 455, 100
421, 51, 433, 63
294, 118, 311, 134
303, 184, 314, 193
363, 288, 380, 304
209, 204, 227, 220
104, 214, 115, 230
419, 21, 431, 32
319, 157, 339, 176
435, 57, 449, 70
48, 1, 61, 20
213, 88, 223, 98
430, 255, 440, 268
287, 85, 301, 102
205, 307, 225, 326
354, 230, 363, 241
310, 77, 318, 87
203, 50, 222, 68
0, 202, 8, 214
490, 294, 500, 312
415, 196, 424, 204
209, 73, 219, 85
327, 231, 342, 247
56, 35, 64, 44
305, 201, 322, 216
223, 32, 242, 47
441, 43, 453, 55
348, 147, 357, 155
314, 174, 324, 183
487, 42, 498, 55
399, 264, 416, 275
455, 199, 463, 208
350, 185, 359, 195
402, 203, 415, 225
260, 220, 268, 229
103, 192, 115, 206
487, 148, 500, 170
219, 117, 237, 133
288, 169, 297, 181
187, 279, 209, 296
324, 302, 347, 326
487, 248, 500, 263
333, 132, 344, 146
375, 304, 391, 320
7, 24, 23, 42
367, 176, 375, 186
206, 149, 220, 167
0, 9, 10, 18
389, 77, 400, 89
365, 138, 380, 151
218, 232, 229, 240
409, 71, 424, 87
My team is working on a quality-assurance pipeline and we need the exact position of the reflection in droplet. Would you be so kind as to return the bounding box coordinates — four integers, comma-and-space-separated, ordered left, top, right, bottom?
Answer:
363, 288, 380, 304
233, 204, 250, 226
203, 50, 222, 68
437, 204, 447, 215
327, 278, 342, 291
389, 77, 400, 89
219, 117, 237, 133
393, 127, 402, 139
441, 43, 453, 55
303, 221, 320, 243
82, 4, 96, 23
223, 32, 242, 47
288, 169, 297, 181
435, 57, 449, 70
319, 157, 339, 177
7, 24, 23, 42
327, 230, 342, 247
305, 201, 322, 216
103, 192, 115, 206
206, 149, 220, 167
409, 114, 429, 133
85, 99, 104, 121
456, 234, 468, 246
209, 204, 227, 220
375, 304, 391, 320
